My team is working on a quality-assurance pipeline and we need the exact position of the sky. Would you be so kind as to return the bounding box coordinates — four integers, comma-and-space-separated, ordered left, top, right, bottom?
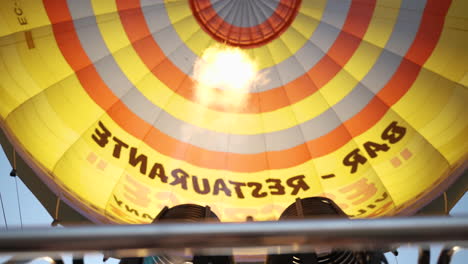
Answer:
0, 148, 466, 264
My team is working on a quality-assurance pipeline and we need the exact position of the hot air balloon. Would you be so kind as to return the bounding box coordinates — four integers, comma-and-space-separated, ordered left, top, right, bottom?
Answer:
0, 0, 467, 225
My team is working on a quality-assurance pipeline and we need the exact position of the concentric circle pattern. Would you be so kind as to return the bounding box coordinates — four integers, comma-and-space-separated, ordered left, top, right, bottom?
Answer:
0, 0, 467, 224
190, 0, 302, 48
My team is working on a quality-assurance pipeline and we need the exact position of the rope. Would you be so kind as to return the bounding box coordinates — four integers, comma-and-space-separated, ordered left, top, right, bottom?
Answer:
0, 193, 8, 229
55, 197, 61, 220
15, 177, 23, 229
12, 149, 16, 171
443, 192, 448, 215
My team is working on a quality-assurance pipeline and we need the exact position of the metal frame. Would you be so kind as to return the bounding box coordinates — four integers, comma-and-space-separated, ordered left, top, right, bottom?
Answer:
0, 216, 467, 261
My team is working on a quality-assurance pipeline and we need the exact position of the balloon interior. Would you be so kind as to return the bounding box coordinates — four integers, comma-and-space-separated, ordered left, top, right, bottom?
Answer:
0, 0, 467, 225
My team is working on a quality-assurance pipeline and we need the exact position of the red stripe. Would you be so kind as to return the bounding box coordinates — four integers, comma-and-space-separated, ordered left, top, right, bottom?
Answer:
43, 0, 450, 172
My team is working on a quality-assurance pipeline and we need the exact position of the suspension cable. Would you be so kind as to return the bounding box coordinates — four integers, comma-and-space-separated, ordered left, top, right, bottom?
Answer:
14, 177, 23, 229
0, 192, 8, 229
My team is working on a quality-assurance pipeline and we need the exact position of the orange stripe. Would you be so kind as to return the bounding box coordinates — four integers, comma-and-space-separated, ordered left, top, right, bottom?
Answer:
344, 97, 388, 137
43, 0, 449, 172
117, 0, 376, 114
307, 125, 352, 157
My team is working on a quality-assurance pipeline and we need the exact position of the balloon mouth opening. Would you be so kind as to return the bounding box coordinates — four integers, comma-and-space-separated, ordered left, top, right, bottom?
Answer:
189, 0, 302, 48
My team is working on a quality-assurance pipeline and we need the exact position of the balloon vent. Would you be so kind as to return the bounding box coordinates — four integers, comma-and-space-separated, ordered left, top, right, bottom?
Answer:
189, 0, 301, 48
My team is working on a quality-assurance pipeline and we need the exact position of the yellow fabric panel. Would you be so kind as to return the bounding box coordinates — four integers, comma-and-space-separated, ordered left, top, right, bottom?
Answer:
298, 0, 327, 20
260, 106, 297, 133
393, 70, 455, 132
0, 50, 29, 119
5, 92, 77, 170
460, 73, 468, 88
444, 16, 468, 32
362, 2, 402, 48
53, 122, 122, 212
379, 131, 449, 207
0, 11, 10, 37
91, 0, 118, 16
422, 87, 468, 164
0, 43, 43, 117
94, 13, 130, 55
0, 27, 75, 119
41, 75, 104, 136
343, 39, 383, 81
375, 0, 403, 9
424, 27, 468, 85
110, 47, 153, 88
184, 29, 218, 56
0, 0, 51, 37
350, 111, 449, 209
447, 0, 468, 21
173, 15, 202, 44
289, 92, 331, 126
5, 73, 103, 170
393, 69, 468, 166
266, 36, 295, 65
318, 70, 359, 107
292, 13, 319, 41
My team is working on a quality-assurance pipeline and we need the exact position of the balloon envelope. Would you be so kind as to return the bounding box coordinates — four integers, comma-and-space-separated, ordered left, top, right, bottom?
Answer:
0, 0, 467, 223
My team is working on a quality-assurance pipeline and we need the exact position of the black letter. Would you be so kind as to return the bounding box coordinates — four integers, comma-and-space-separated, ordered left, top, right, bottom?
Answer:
192, 175, 210, 195
382, 121, 406, 144
148, 163, 168, 182
17, 17, 28, 25
113, 195, 123, 207
363, 141, 389, 158
375, 192, 388, 203
248, 182, 267, 198
14, 7, 23, 15
213, 179, 232, 197
266, 179, 285, 195
286, 175, 310, 195
129, 147, 148, 174
125, 204, 139, 216
112, 137, 129, 158
170, 169, 189, 190
343, 148, 367, 174
92, 121, 111, 147
228, 181, 246, 199
142, 213, 153, 220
